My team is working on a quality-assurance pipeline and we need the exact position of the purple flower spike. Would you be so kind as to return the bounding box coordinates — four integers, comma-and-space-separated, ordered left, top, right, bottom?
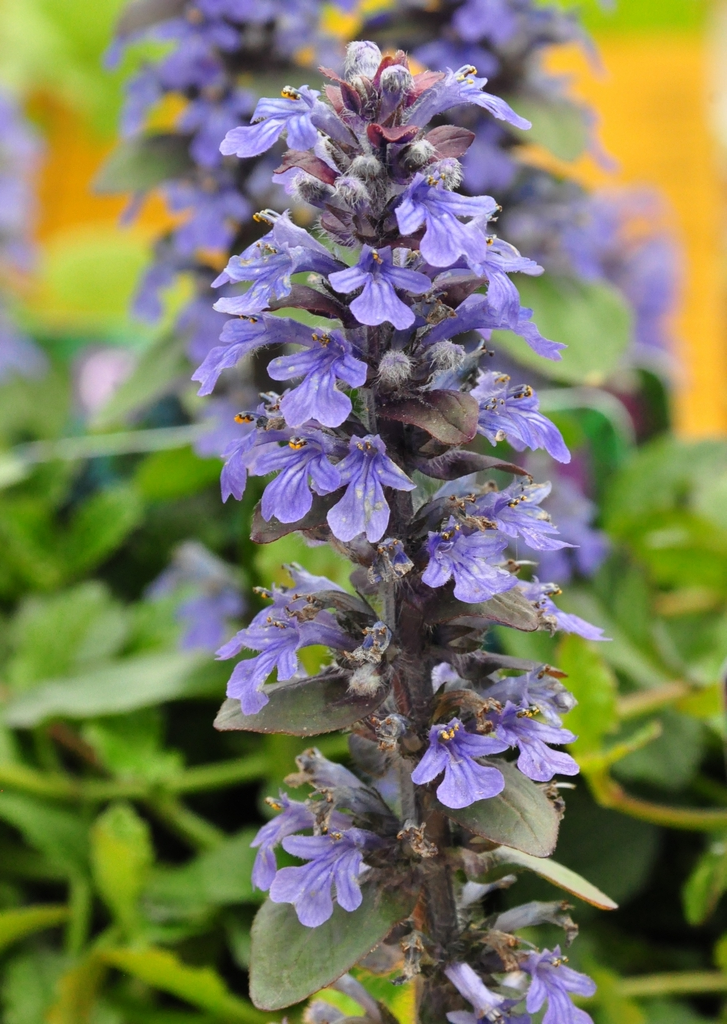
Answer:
492, 701, 579, 782
268, 330, 368, 429
422, 518, 517, 604
213, 211, 342, 317
217, 607, 351, 715
328, 246, 431, 329
396, 175, 498, 271
253, 434, 342, 524
220, 84, 322, 158
250, 795, 315, 891
444, 962, 506, 1024
269, 827, 383, 927
523, 947, 597, 1024
518, 579, 610, 641
471, 370, 571, 464
411, 718, 507, 809
327, 435, 415, 543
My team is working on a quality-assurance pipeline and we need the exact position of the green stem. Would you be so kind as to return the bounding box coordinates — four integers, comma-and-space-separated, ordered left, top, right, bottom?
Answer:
65, 875, 93, 956
14, 424, 204, 465
577, 720, 662, 772
617, 682, 690, 720
618, 971, 727, 998
146, 795, 226, 851
588, 770, 727, 831
0, 755, 269, 803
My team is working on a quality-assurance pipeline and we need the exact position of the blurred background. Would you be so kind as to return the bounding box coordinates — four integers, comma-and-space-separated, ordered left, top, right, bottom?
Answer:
0, 1, 727, 1022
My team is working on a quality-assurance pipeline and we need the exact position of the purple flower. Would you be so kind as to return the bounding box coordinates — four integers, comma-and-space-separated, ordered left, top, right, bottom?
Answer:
147, 540, 243, 651
485, 668, 577, 726
523, 947, 596, 1024
406, 65, 531, 131
444, 962, 505, 1024
250, 795, 315, 891
167, 183, 250, 255
192, 313, 313, 395
253, 433, 342, 524
326, 435, 415, 543
328, 246, 431, 329
475, 481, 572, 552
180, 90, 255, 168
471, 370, 570, 464
213, 211, 342, 316
422, 518, 516, 604
220, 84, 322, 158
491, 701, 578, 782
453, 0, 519, 45
268, 330, 368, 428
425, 292, 565, 362
411, 718, 507, 808
217, 606, 352, 715
395, 174, 497, 271
269, 827, 383, 927
518, 579, 609, 641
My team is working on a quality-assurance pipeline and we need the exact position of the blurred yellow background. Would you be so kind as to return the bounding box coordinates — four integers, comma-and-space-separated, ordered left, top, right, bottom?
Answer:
4, 0, 727, 435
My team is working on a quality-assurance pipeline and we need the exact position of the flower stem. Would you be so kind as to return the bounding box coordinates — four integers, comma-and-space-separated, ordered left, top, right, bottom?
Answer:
587, 770, 727, 830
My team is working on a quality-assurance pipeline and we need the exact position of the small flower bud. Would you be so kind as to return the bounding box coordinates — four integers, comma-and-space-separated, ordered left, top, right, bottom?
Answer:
344, 40, 382, 81
291, 173, 334, 207
401, 139, 436, 172
378, 350, 413, 389
432, 158, 463, 190
349, 154, 384, 181
348, 664, 383, 696
380, 64, 413, 102
333, 174, 370, 210
428, 341, 465, 371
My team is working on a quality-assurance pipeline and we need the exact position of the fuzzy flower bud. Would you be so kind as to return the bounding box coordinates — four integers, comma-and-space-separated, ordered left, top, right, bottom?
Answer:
402, 140, 436, 173
291, 174, 334, 207
381, 65, 413, 98
334, 175, 370, 210
428, 341, 466, 371
378, 350, 413, 389
348, 664, 383, 696
432, 158, 463, 190
344, 40, 382, 81
349, 154, 384, 181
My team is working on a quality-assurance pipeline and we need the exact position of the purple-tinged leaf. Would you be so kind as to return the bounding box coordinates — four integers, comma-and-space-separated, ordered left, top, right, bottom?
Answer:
214, 671, 387, 736
250, 881, 418, 1010
250, 493, 338, 544
268, 285, 354, 324
425, 125, 476, 158
367, 124, 420, 147
440, 759, 559, 857
275, 149, 338, 185
412, 450, 529, 480
379, 391, 479, 446
430, 588, 540, 632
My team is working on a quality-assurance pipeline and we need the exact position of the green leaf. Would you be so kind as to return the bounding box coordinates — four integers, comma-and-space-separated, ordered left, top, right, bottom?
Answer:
4, 651, 206, 726
585, 964, 646, 1024
83, 707, 183, 783
1, 950, 67, 1024
492, 276, 631, 385
613, 710, 705, 792
440, 760, 559, 857
0, 794, 88, 876
683, 836, 727, 926
508, 96, 590, 161
94, 133, 194, 193
250, 882, 418, 1011
379, 391, 479, 445
7, 582, 128, 690
91, 803, 153, 935
492, 847, 618, 909
145, 829, 259, 920
556, 634, 618, 754
64, 483, 143, 576
214, 672, 388, 737
101, 946, 264, 1022
0, 905, 68, 955
432, 589, 539, 632
135, 447, 221, 501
